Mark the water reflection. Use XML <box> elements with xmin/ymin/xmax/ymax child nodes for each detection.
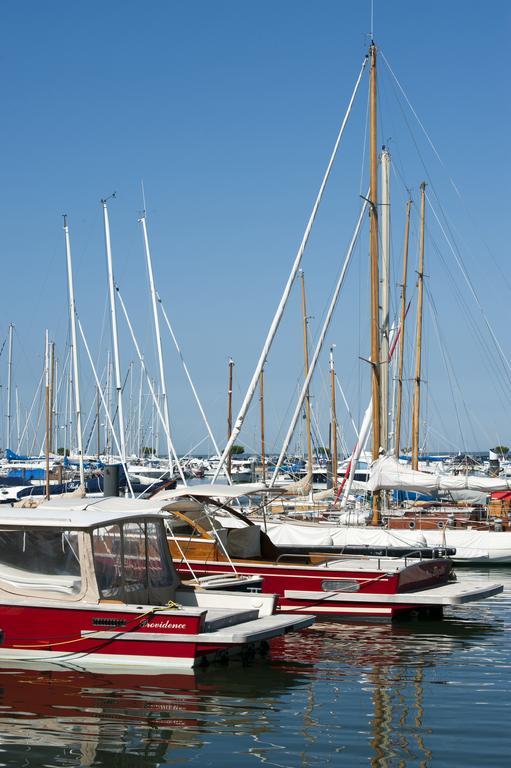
<box><xmin>0</xmin><ymin>659</ymin><xmax>312</xmax><ymax>768</ymax></box>
<box><xmin>268</xmin><ymin>610</ymin><xmax>506</xmax><ymax>767</ymax></box>
<box><xmin>0</xmin><ymin>579</ymin><xmax>508</xmax><ymax>767</ymax></box>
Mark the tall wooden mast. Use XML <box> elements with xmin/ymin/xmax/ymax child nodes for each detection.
<box><xmin>227</xmin><ymin>357</ymin><xmax>234</xmax><ymax>477</ymax></box>
<box><xmin>369</xmin><ymin>42</ymin><xmax>381</xmax><ymax>525</ymax></box>
<box><xmin>395</xmin><ymin>198</ymin><xmax>412</xmax><ymax>459</ymax></box>
<box><xmin>380</xmin><ymin>148</ymin><xmax>391</xmax><ymax>454</ymax></box>
<box><xmin>300</xmin><ymin>270</ymin><xmax>313</xmax><ymax>475</ymax></box>
<box><xmin>411</xmin><ymin>182</ymin><xmax>426</xmax><ymax>470</ymax></box>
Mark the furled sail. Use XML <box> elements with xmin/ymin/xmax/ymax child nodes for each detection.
<box><xmin>282</xmin><ymin>468</ymin><xmax>313</xmax><ymax>496</ymax></box>
<box><xmin>367</xmin><ymin>455</ymin><xmax>511</xmax><ymax>494</ymax></box>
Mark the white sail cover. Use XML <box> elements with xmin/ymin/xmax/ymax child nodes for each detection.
<box><xmin>367</xmin><ymin>456</ymin><xmax>511</xmax><ymax>494</ymax></box>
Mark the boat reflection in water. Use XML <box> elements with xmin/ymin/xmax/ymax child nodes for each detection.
<box><xmin>0</xmin><ymin>611</ymin><xmax>504</xmax><ymax>767</ymax></box>
<box><xmin>0</xmin><ymin>659</ymin><xmax>312</xmax><ymax>767</ymax></box>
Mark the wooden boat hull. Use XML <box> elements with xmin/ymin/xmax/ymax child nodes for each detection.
<box><xmin>170</xmin><ymin>547</ymin><xmax>454</xmax><ymax>620</ymax></box>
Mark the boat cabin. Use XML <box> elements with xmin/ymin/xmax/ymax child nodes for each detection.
<box><xmin>0</xmin><ymin>499</ymin><xmax>179</xmax><ymax>606</ymax></box>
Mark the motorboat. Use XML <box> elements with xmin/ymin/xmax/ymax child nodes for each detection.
<box><xmin>0</xmin><ymin>498</ymin><xmax>313</xmax><ymax>669</ymax></box>
<box><xmin>158</xmin><ymin>486</ymin><xmax>503</xmax><ymax>620</ymax></box>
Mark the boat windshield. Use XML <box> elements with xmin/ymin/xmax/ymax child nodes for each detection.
<box><xmin>0</xmin><ymin>528</ymin><xmax>82</xmax><ymax>597</ymax></box>
<box><xmin>92</xmin><ymin>519</ymin><xmax>176</xmax><ymax>605</ymax></box>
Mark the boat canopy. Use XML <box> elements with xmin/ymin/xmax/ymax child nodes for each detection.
<box><xmin>0</xmin><ymin>497</ymin><xmax>171</xmax><ymax>529</ymax></box>
<box><xmin>0</xmin><ymin>502</ymin><xmax>179</xmax><ymax>605</ymax></box>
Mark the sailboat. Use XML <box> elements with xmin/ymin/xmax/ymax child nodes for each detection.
<box><xmin>199</xmin><ymin>34</ymin><xmax>511</xmax><ymax>564</ymax></box>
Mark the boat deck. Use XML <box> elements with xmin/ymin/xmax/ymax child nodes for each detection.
<box><xmin>283</xmin><ymin>580</ymin><xmax>503</xmax><ymax>606</ymax></box>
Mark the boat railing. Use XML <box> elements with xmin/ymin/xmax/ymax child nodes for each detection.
<box><xmin>275</xmin><ymin>552</ymin><xmax>375</xmax><ymax>564</ymax></box>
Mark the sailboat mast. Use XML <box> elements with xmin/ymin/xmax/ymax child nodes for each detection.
<box><xmin>411</xmin><ymin>183</ymin><xmax>426</xmax><ymax>470</ymax></box>
<box><xmin>96</xmin><ymin>386</ymin><xmax>101</xmax><ymax>459</ymax></box>
<box><xmin>102</xmin><ymin>199</ymin><xmax>127</xmax><ymax>464</ymax></box>
<box><xmin>395</xmin><ymin>198</ymin><xmax>412</xmax><ymax>459</ymax></box>
<box><xmin>140</xmin><ymin>214</ymin><xmax>173</xmax><ymax>475</ymax></box>
<box><xmin>64</xmin><ymin>216</ymin><xmax>85</xmax><ymax>486</ymax></box>
<box><xmin>105</xmin><ymin>351</ymin><xmax>111</xmax><ymax>457</ymax></box>
<box><xmin>259</xmin><ymin>368</ymin><xmax>266</xmax><ymax>483</ymax></box>
<box><xmin>6</xmin><ymin>322</ymin><xmax>14</xmax><ymax>449</ymax></box>
<box><xmin>45</xmin><ymin>330</ymin><xmax>50</xmax><ymax>500</ymax></box>
<box><xmin>380</xmin><ymin>147</ymin><xmax>391</xmax><ymax>453</ymax></box>
<box><xmin>227</xmin><ymin>358</ymin><xmax>234</xmax><ymax>477</ymax></box>
<box><xmin>300</xmin><ymin>270</ymin><xmax>313</xmax><ymax>475</ymax></box>
<box><xmin>15</xmin><ymin>386</ymin><xmax>20</xmax><ymax>452</ymax></box>
<box><xmin>369</xmin><ymin>42</ymin><xmax>381</xmax><ymax>525</ymax></box>
<box><xmin>49</xmin><ymin>341</ymin><xmax>55</xmax><ymax>454</ymax></box>
<box><xmin>330</xmin><ymin>345</ymin><xmax>338</xmax><ymax>490</ymax></box>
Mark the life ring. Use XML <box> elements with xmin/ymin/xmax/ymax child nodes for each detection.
<box><xmin>437</xmin><ymin>520</ymin><xmax>445</xmax><ymax>529</ymax></box>
<box><xmin>408</xmin><ymin>520</ymin><xmax>416</xmax><ymax>529</ymax></box>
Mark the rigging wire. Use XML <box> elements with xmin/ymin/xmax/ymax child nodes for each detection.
<box><xmin>380</xmin><ymin>50</ymin><xmax>511</xmax><ymax>393</ymax></box>
<box><xmin>424</xmin><ymin>283</ymin><xmax>468</xmax><ymax>451</ymax></box>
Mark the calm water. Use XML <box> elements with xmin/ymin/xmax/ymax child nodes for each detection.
<box><xmin>0</xmin><ymin>567</ymin><xmax>510</xmax><ymax>767</ymax></box>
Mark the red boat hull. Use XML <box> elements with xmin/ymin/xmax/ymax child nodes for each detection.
<box><xmin>176</xmin><ymin>558</ymin><xmax>451</xmax><ymax>620</ymax></box>
<box><xmin>0</xmin><ymin>604</ymin><xmax>224</xmax><ymax>667</ymax></box>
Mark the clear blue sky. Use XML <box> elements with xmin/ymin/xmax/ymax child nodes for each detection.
<box><xmin>0</xmin><ymin>1</ymin><xmax>510</xmax><ymax>456</ymax></box>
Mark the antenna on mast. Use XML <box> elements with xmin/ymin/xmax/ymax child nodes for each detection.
<box><xmin>370</xmin><ymin>0</ymin><xmax>374</xmax><ymax>41</ymax></box>
<box><xmin>100</xmin><ymin>192</ymin><xmax>117</xmax><ymax>204</ymax></box>
<box><xmin>141</xmin><ymin>179</ymin><xmax>147</xmax><ymax>217</ymax></box>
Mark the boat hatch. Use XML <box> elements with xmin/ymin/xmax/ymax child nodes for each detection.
<box><xmin>92</xmin><ymin>520</ymin><xmax>178</xmax><ymax>605</ymax></box>
<box><xmin>0</xmin><ymin>529</ymin><xmax>82</xmax><ymax>596</ymax></box>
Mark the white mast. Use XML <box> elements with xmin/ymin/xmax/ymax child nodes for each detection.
<box><xmin>15</xmin><ymin>386</ymin><xmax>20</xmax><ymax>453</ymax></box>
<box><xmin>137</xmin><ymin>361</ymin><xmax>143</xmax><ymax>456</ymax></box>
<box><xmin>63</xmin><ymin>215</ymin><xmax>85</xmax><ymax>486</ymax></box>
<box><xmin>6</xmin><ymin>322</ymin><xmax>14</xmax><ymax>449</ymax></box>
<box><xmin>212</xmin><ymin>57</ymin><xmax>368</xmax><ymax>482</ymax></box>
<box><xmin>115</xmin><ymin>286</ymin><xmax>187</xmax><ymax>484</ymax></box>
<box><xmin>45</xmin><ymin>330</ymin><xmax>50</xmax><ymax>499</ymax></box>
<box><xmin>380</xmin><ymin>147</ymin><xmax>391</xmax><ymax>453</ymax></box>
<box><xmin>76</xmin><ymin>317</ymin><xmax>134</xmax><ymax>496</ymax></box>
<box><xmin>105</xmin><ymin>351</ymin><xmax>111</xmax><ymax>457</ymax></box>
<box><xmin>158</xmin><ymin>294</ymin><xmax>227</xmax><ymax>475</ymax></box>
<box><xmin>102</xmin><ymin>198</ymin><xmax>127</xmax><ymax>464</ymax></box>
<box><xmin>140</xmin><ymin>213</ymin><xmax>173</xmax><ymax>474</ymax></box>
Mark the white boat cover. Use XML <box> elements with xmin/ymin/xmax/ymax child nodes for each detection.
<box><xmin>334</xmin><ymin>509</ymin><xmax>372</xmax><ymax>525</ymax></box>
<box><xmin>266</xmin><ymin>521</ymin><xmax>511</xmax><ymax>562</ymax></box>
<box><xmin>367</xmin><ymin>456</ymin><xmax>511</xmax><ymax>494</ymax></box>
<box><xmin>266</xmin><ymin>522</ymin><xmax>428</xmax><ymax>550</ymax></box>
<box><xmin>266</xmin><ymin>523</ymin><xmax>335</xmax><ymax>547</ymax></box>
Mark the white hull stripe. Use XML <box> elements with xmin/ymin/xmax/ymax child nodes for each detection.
<box><xmin>284</xmin><ymin>605</ymin><xmax>393</xmax><ymax>614</ymax></box>
<box><xmin>0</xmin><ymin>647</ymin><xmax>196</xmax><ymax>668</ymax></box>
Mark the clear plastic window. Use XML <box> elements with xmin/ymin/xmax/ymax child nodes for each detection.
<box><xmin>92</xmin><ymin>520</ymin><xmax>176</xmax><ymax>605</ymax></box>
<box><xmin>92</xmin><ymin>524</ymin><xmax>123</xmax><ymax>600</ymax></box>
<box><xmin>0</xmin><ymin>529</ymin><xmax>82</xmax><ymax>596</ymax></box>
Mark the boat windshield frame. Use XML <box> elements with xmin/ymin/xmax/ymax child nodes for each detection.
<box><xmin>91</xmin><ymin>517</ymin><xmax>178</xmax><ymax>605</ymax></box>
